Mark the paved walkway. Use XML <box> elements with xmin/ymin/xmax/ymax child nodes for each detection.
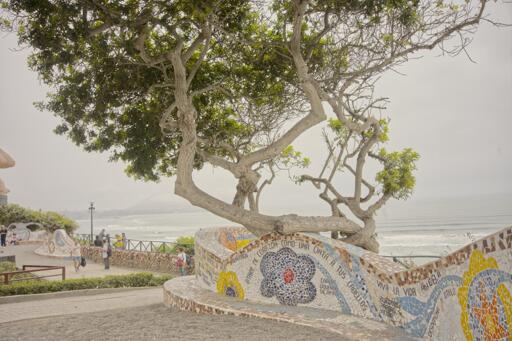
<box><xmin>0</xmin><ymin>244</ymin><xmax>153</xmax><ymax>279</ymax></box>
<box><xmin>0</xmin><ymin>287</ymin><xmax>162</xmax><ymax>323</ymax></box>
<box><xmin>0</xmin><ymin>289</ymin><xmax>345</xmax><ymax>341</ymax></box>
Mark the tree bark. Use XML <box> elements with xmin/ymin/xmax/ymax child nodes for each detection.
<box><xmin>170</xmin><ymin>37</ymin><xmax>364</xmax><ymax>238</ymax></box>
<box><xmin>341</xmin><ymin>218</ymin><xmax>379</xmax><ymax>253</ymax></box>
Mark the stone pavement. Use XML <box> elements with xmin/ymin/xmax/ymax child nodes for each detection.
<box><xmin>0</xmin><ymin>287</ymin><xmax>162</xmax><ymax>323</ymax></box>
<box><xmin>164</xmin><ymin>276</ymin><xmax>420</xmax><ymax>341</ymax></box>
<box><xmin>0</xmin><ymin>299</ymin><xmax>346</xmax><ymax>341</ymax></box>
<box><xmin>0</xmin><ymin>244</ymin><xmax>156</xmax><ymax>279</ymax></box>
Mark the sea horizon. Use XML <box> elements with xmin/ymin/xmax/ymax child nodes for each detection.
<box><xmin>74</xmin><ymin>192</ymin><xmax>512</xmax><ymax>263</ymax></box>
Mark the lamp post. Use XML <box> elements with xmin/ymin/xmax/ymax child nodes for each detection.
<box><xmin>89</xmin><ymin>202</ymin><xmax>95</xmax><ymax>245</ymax></box>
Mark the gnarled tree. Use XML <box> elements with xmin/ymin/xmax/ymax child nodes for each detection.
<box><xmin>1</xmin><ymin>0</ymin><xmax>494</xmax><ymax>252</ymax></box>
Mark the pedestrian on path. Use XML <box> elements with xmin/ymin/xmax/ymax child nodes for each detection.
<box><xmin>102</xmin><ymin>237</ymin><xmax>111</xmax><ymax>270</ymax></box>
<box><xmin>9</xmin><ymin>232</ymin><xmax>17</xmax><ymax>245</ymax></box>
<box><xmin>98</xmin><ymin>228</ymin><xmax>106</xmax><ymax>241</ymax></box>
<box><xmin>94</xmin><ymin>235</ymin><xmax>102</xmax><ymax>247</ymax></box>
<box><xmin>70</xmin><ymin>241</ymin><xmax>82</xmax><ymax>272</ymax></box>
<box><xmin>176</xmin><ymin>247</ymin><xmax>187</xmax><ymax>276</ymax></box>
<box><xmin>122</xmin><ymin>233</ymin><xmax>127</xmax><ymax>250</ymax></box>
<box><xmin>114</xmin><ymin>234</ymin><xmax>123</xmax><ymax>250</ymax></box>
<box><xmin>0</xmin><ymin>225</ymin><xmax>7</xmax><ymax>247</ymax></box>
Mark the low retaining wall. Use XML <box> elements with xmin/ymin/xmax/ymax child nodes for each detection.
<box><xmin>194</xmin><ymin>226</ymin><xmax>512</xmax><ymax>340</ymax></box>
<box><xmin>0</xmin><ymin>255</ymin><xmax>15</xmax><ymax>263</ymax></box>
<box><xmin>81</xmin><ymin>246</ymin><xmax>194</xmax><ymax>275</ymax></box>
<box><xmin>17</xmin><ymin>240</ymin><xmax>44</xmax><ymax>245</ymax></box>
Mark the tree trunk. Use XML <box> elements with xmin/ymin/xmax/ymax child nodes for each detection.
<box><xmin>341</xmin><ymin>218</ymin><xmax>379</xmax><ymax>253</ymax></box>
<box><xmin>232</xmin><ymin>174</ymin><xmax>259</xmax><ymax>208</ymax></box>
<box><xmin>170</xmin><ymin>32</ymin><xmax>367</xmax><ymax>249</ymax></box>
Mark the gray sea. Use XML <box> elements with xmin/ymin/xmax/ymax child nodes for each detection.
<box><xmin>75</xmin><ymin>193</ymin><xmax>512</xmax><ymax>264</ymax></box>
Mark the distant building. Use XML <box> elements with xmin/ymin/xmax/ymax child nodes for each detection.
<box><xmin>0</xmin><ymin>148</ymin><xmax>15</xmax><ymax>206</ymax></box>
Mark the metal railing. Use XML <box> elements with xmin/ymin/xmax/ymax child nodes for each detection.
<box><xmin>73</xmin><ymin>233</ymin><xmax>177</xmax><ymax>253</ymax></box>
<box><xmin>1</xmin><ymin>265</ymin><xmax>66</xmax><ymax>284</ymax></box>
<box><xmin>74</xmin><ymin>234</ymin><xmax>92</xmax><ymax>245</ymax></box>
<box><xmin>125</xmin><ymin>239</ymin><xmax>176</xmax><ymax>253</ymax></box>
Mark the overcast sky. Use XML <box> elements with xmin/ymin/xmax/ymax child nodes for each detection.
<box><xmin>0</xmin><ymin>4</ymin><xmax>511</xmax><ymax>216</ymax></box>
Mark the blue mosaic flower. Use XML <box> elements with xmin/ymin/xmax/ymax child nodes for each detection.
<box><xmin>260</xmin><ymin>247</ymin><xmax>316</xmax><ymax>306</ymax></box>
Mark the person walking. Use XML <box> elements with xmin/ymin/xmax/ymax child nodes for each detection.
<box><xmin>102</xmin><ymin>237</ymin><xmax>111</xmax><ymax>270</ymax></box>
<box><xmin>121</xmin><ymin>233</ymin><xmax>127</xmax><ymax>250</ymax></box>
<box><xmin>176</xmin><ymin>247</ymin><xmax>187</xmax><ymax>276</ymax></box>
<box><xmin>114</xmin><ymin>234</ymin><xmax>123</xmax><ymax>250</ymax></box>
<box><xmin>9</xmin><ymin>232</ymin><xmax>17</xmax><ymax>245</ymax></box>
<box><xmin>70</xmin><ymin>240</ymin><xmax>82</xmax><ymax>272</ymax></box>
<box><xmin>98</xmin><ymin>229</ymin><xmax>106</xmax><ymax>241</ymax></box>
<box><xmin>94</xmin><ymin>235</ymin><xmax>102</xmax><ymax>247</ymax></box>
<box><xmin>0</xmin><ymin>225</ymin><xmax>7</xmax><ymax>247</ymax></box>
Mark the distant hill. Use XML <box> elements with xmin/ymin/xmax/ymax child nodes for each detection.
<box><xmin>61</xmin><ymin>192</ymin><xmax>199</xmax><ymax>219</ymax></box>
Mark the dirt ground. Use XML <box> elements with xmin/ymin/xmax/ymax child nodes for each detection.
<box><xmin>0</xmin><ymin>304</ymin><xmax>346</xmax><ymax>341</ymax></box>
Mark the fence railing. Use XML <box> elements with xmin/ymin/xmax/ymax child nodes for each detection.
<box><xmin>2</xmin><ymin>265</ymin><xmax>66</xmax><ymax>284</ymax></box>
<box><xmin>73</xmin><ymin>233</ymin><xmax>177</xmax><ymax>253</ymax></box>
<box><xmin>74</xmin><ymin>234</ymin><xmax>92</xmax><ymax>245</ymax></box>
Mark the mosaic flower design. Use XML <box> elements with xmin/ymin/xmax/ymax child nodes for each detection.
<box><xmin>219</xmin><ymin>230</ymin><xmax>255</xmax><ymax>251</ymax></box>
<box><xmin>216</xmin><ymin>271</ymin><xmax>245</xmax><ymax>299</ymax></box>
<box><xmin>260</xmin><ymin>247</ymin><xmax>316</xmax><ymax>306</ymax></box>
<box><xmin>55</xmin><ymin>230</ymin><xmax>66</xmax><ymax>247</ymax></box>
<box><xmin>48</xmin><ymin>241</ymin><xmax>55</xmax><ymax>254</ymax></box>
<box><xmin>458</xmin><ymin>250</ymin><xmax>512</xmax><ymax>341</ymax></box>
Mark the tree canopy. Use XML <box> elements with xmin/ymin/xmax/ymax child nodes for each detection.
<box><xmin>1</xmin><ymin>0</ymin><xmax>493</xmax><ymax>252</ymax></box>
<box><xmin>0</xmin><ymin>204</ymin><xmax>79</xmax><ymax>234</ymax></box>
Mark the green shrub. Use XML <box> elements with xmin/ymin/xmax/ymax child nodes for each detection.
<box><xmin>0</xmin><ymin>272</ymin><xmax>173</xmax><ymax>296</ymax></box>
<box><xmin>0</xmin><ymin>261</ymin><xmax>41</xmax><ymax>282</ymax></box>
<box><xmin>176</xmin><ymin>236</ymin><xmax>195</xmax><ymax>255</ymax></box>
<box><xmin>72</xmin><ymin>237</ymin><xmax>90</xmax><ymax>246</ymax></box>
<box><xmin>156</xmin><ymin>236</ymin><xmax>195</xmax><ymax>255</ymax></box>
<box><xmin>0</xmin><ymin>204</ymin><xmax>78</xmax><ymax>234</ymax></box>
<box><xmin>0</xmin><ymin>261</ymin><xmax>16</xmax><ymax>273</ymax></box>
<box><xmin>176</xmin><ymin>236</ymin><xmax>194</xmax><ymax>246</ymax></box>
<box><xmin>156</xmin><ymin>243</ymin><xmax>174</xmax><ymax>254</ymax></box>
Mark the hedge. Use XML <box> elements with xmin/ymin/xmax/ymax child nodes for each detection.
<box><xmin>0</xmin><ymin>261</ymin><xmax>38</xmax><ymax>282</ymax></box>
<box><xmin>0</xmin><ymin>272</ymin><xmax>172</xmax><ymax>296</ymax></box>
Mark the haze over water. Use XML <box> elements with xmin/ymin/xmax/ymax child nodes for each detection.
<box><xmin>75</xmin><ymin>192</ymin><xmax>512</xmax><ymax>263</ymax></box>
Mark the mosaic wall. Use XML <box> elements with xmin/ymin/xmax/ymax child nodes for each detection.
<box><xmin>81</xmin><ymin>246</ymin><xmax>194</xmax><ymax>275</ymax></box>
<box><xmin>194</xmin><ymin>226</ymin><xmax>512</xmax><ymax>340</ymax></box>
<box><xmin>6</xmin><ymin>223</ymin><xmax>47</xmax><ymax>244</ymax></box>
<box><xmin>35</xmin><ymin>229</ymin><xmax>76</xmax><ymax>257</ymax></box>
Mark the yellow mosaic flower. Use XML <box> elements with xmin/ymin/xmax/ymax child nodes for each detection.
<box><xmin>235</xmin><ymin>239</ymin><xmax>252</xmax><ymax>250</ymax></box>
<box><xmin>458</xmin><ymin>250</ymin><xmax>512</xmax><ymax>341</ymax></box>
<box><xmin>216</xmin><ymin>271</ymin><xmax>245</xmax><ymax>299</ymax></box>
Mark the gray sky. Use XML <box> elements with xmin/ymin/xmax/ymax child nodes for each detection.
<box><xmin>0</xmin><ymin>4</ymin><xmax>511</xmax><ymax>215</ymax></box>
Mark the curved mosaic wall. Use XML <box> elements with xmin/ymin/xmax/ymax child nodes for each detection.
<box><xmin>194</xmin><ymin>226</ymin><xmax>512</xmax><ymax>340</ymax></box>
<box><xmin>34</xmin><ymin>229</ymin><xmax>75</xmax><ymax>257</ymax></box>
<box><xmin>81</xmin><ymin>246</ymin><xmax>193</xmax><ymax>275</ymax></box>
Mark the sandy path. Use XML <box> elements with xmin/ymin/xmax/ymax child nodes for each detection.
<box><xmin>0</xmin><ymin>303</ymin><xmax>345</xmax><ymax>341</ymax></box>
